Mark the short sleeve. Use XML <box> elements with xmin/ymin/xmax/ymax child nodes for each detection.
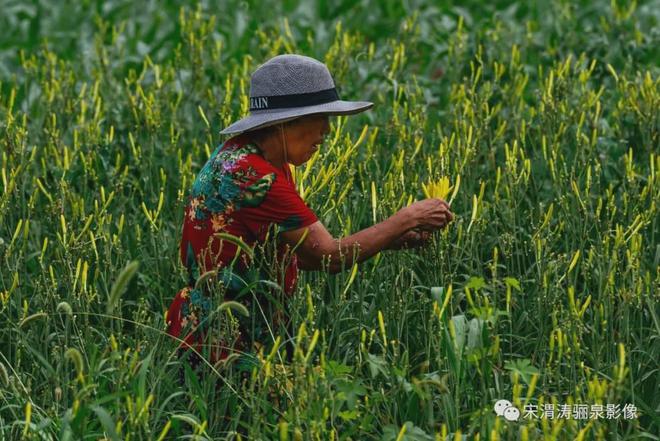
<box><xmin>236</xmin><ymin>169</ymin><xmax>318</xmax><ymax>238</ymax></box>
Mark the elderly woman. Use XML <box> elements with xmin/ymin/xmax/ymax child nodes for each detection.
<box><xmin>166</xmin><ymin>54</ymin><xmax>452</xmax><ymax>371</ymax></box>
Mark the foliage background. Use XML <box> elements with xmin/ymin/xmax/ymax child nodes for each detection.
<box><xmin>0</xmin><ymin>0</ymin><xmax>658</xmax><ymax>439</ymax></box>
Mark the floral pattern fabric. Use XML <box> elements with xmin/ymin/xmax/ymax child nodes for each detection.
<box><xmin>166</xmin><ymin>133</ymin><xmax>318</xmax><ymax>362</ymax></box>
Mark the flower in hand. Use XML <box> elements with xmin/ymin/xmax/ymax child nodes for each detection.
<box><xmin>421</xmin><ymin>175</ymin><xmax>460</xmax><ymax>205</ymax></box>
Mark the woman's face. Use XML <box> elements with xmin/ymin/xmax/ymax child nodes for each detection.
<box><xmin>284</xmin><ymin>115</ymin><xmax>330</xmax><ymax>166</ymax></box>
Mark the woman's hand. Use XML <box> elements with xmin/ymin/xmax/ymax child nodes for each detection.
<box><xmin>401</xmin><ymin>198</ymin><xmax>453</xmax><ymax>231</ymax></box>
<box><xmin>387</xmin><ymin>229</ymin><xmax>432</xmax><ymax>250</ymax></box>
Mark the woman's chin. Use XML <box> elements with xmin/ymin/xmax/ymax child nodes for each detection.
<box><xmin>294</xmin><ymin>156</ymin><xmax>312</xmax><ymax>166</ymax></box>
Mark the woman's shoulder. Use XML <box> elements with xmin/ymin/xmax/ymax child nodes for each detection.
<box><xmin>212</xmin><ymin>135</ymin><xmax>273</xmax><ymax>174</ymax></box>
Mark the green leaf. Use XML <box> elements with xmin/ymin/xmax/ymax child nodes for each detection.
<box><xmin>466</xmin><ymin>276</ymin><xmax>486</xmax><ymax>290</ymax></box>
<box><xmin>336</xmin><ymin>378</ymin><xmax>367</xmax><ymax>409</ymax></box>
<box><xmin>137</xmin><ymin>349</ymin><xmax>154</xmax><ymax>403</ymax></box>
<box><xmin>325</xmin><ymin>360</ymin><xmax>352</xmax><ymax>378</ymax></box>
<box><xmin>213</xmin><ymin>232</ymin><xmax>255</xmax><ymax>261</ymax></box>
<box><xmin>504</xmin><ymin>277</ymin><xmax>521</xmax><ymax>291</ymax></box>
<box><xmin>504</xmin><ymin>359</ymin><xmax>540</xmax><ymax>385</ymax></box>
<box><xmin>107</xmin><ymin>261</ymin><xmax>139</xmax><ymax>314</ymax></box>
<box><xmin>338</xmin><ymin>409</ymin><xmax>359</xmax><ymax>421</ymax></box>
<box><xmin>171</xmin><ymin>413</ymin><xmax>202</xmax><ymax>429</ymax></box>
<box><xmin>381</xmin><ymin>421</ymin><xmax>434</xmax><ymax>441</ymax></box>
<box><xmin>366</xmin><ymin>353</ymin><xmax>388</xmax><ymax>379</ymax></box>
<box><xmin>218</xmin><ymin>300</ymin><xmax>249</xmax><ymax>317</ymax></box>
<box><xmin>90</xmin><ymin>405</ymin><xmax>120</xmax><ymax>441</ymax></box>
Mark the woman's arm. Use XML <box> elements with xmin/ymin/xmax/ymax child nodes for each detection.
<box><xmin>386</xmin><ymin>229</ymin><xmax>432</xmax><ymax>250</ymax></box>
<box><xmin>280</xmin><ymin>198</ymin><xmax>452</xmax><ymax>274</ymax></box>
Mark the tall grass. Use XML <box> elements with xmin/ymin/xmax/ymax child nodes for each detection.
<box><xmin>1</xmin><ymin>0</ymin><xmax>658</xmax><ymax>439</ymax></box>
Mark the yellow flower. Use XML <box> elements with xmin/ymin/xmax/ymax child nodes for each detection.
<box><xmin>421</xmin><ymin>175</ymin><xmax>460</xmax><ymax>204</ymax></box>
<box><xmin>422</xmin><ymin>176</ymin><xmax>451</xmax><ymax>199</ymax></box>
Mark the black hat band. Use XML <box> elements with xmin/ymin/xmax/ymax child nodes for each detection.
<box><xmin>249</xmin><ymin>87</ymin><xmax>339</xmax><ymax>111</ymax></box>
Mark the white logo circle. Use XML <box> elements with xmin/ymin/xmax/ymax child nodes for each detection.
<box><xmin>504</xmin><ymin>406</ymin><xmax>520</xmax><ymax>421</ymax></box>
<box><xmin>494</xmin><ymin>399</ymin><xmax>513</xmax><ymax>416</ymax></box>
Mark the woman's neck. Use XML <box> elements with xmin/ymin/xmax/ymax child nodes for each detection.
<box><xmin>248</xmin><ymin>134</ymin><xmax>286</xmax><ymax>169</ymax></box>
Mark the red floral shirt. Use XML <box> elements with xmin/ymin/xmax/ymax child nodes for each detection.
<box><xmin>166</xmin><ymin>134</ymin><xmax>318</xmax><ymax>356</ymax></box>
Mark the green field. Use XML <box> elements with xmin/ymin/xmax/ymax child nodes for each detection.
<box><xmin>1</xmin><ymin>0</ymin><xmax>658</xmax><ymax>439</ymax></box>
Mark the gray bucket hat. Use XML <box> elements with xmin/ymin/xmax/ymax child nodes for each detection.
<box><xmin>220</xmin><ymin>54</ymin><xmax>373</xmax><ymax>135</ymax></box>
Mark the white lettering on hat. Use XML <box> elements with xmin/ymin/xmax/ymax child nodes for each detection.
<box><xmin>251</xmin><ymin>97</ymin><xmax>269</xmax><ymax>109</ymax></box>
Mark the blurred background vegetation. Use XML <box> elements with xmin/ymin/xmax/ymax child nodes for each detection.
<box><xmin>0</xmin><ymin>0</ymin><xmax>658</xmax><ymax>439</ymax></box>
